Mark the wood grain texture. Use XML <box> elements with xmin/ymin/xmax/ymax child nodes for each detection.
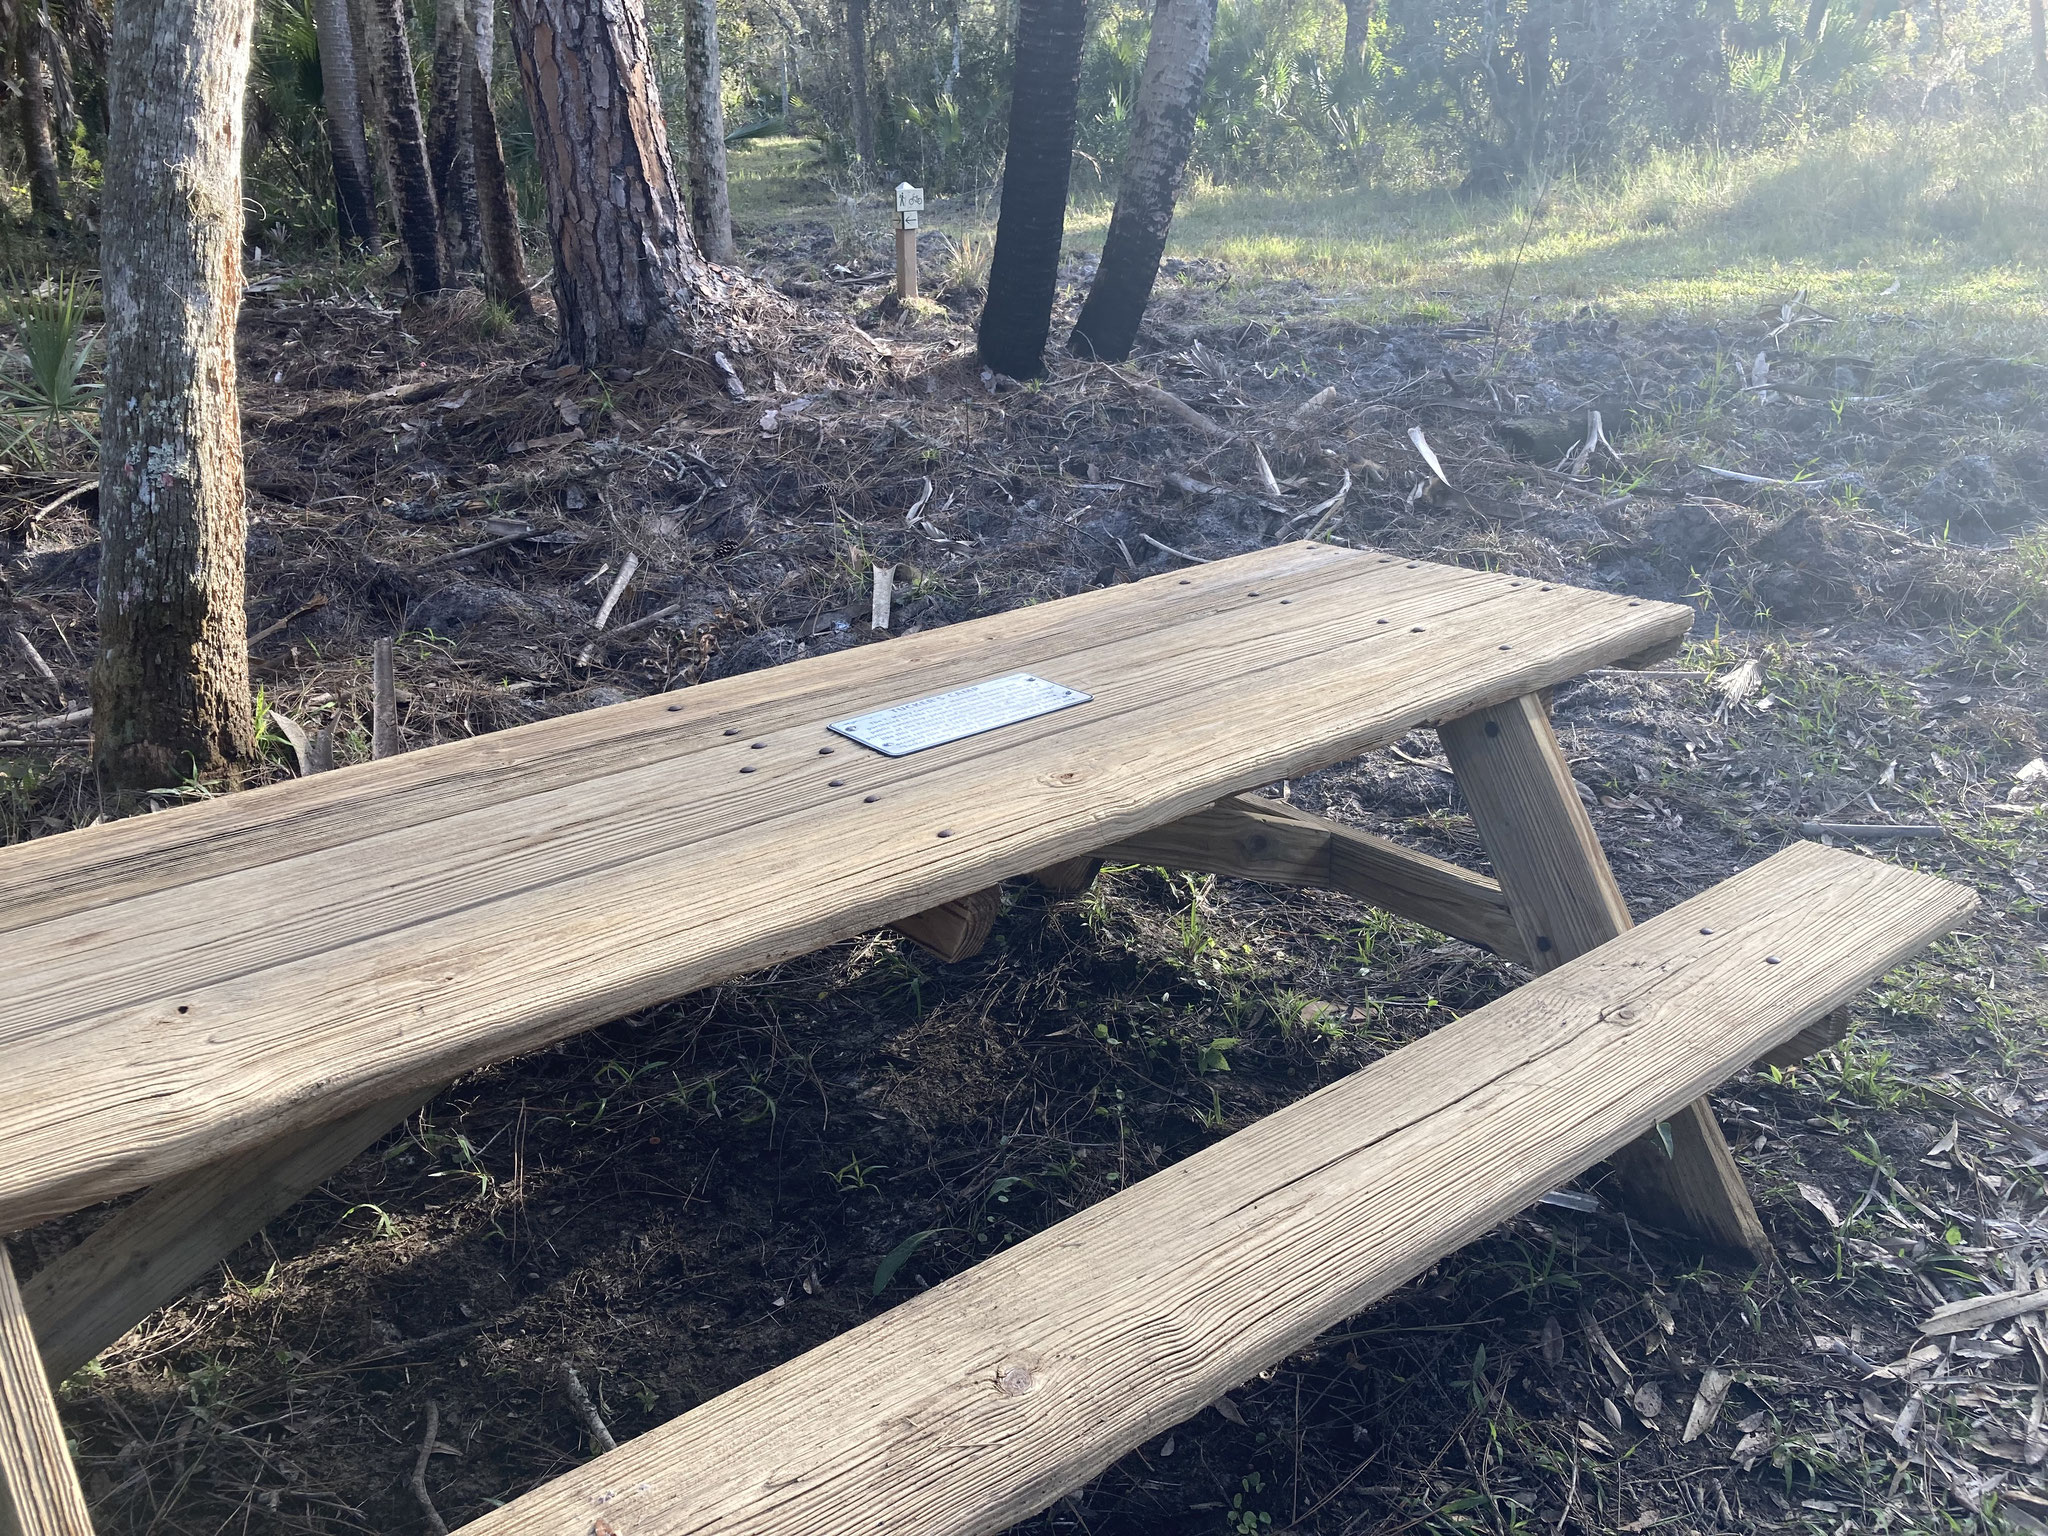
<box><xmin>1104</xmin><ymin>793</ymin><xmax>1527</xmax><ymax>962</ymax></box>
<box><xmin>1026</xmin><ymin>856</ymin><xmax>1102</xmax><ymax>894</ymax></box>
<box><xmin>24</xmin><ymin>1089</ymin><xmax>433</xmax><ymax>1384</ymax></box>
<box><xmin>890</xmin><ymin>888</ymin><xmax>1002</xmax><ymax>963</ymax></box>
<box><xmin>1754</xmin><ymin>1005</ymin><xmax>1851</xmax><ymax>1072</ymax></box>
<box><xmin>0</xmin><ymin>1250</ymin><xmax>92</xmax><ymax>1536</ymax></box>
<box><xmin>1438</xmin><ymin>693</ymin><xmax>1768</xmax><ymax>1256</ymax></box>
<box><xmin>0</xmin><ymin>546</ymin><xmax>1695</xmax><ymax>1231</ymax></box>
<box><xmin>454</xmin><ymin>843</ymin><xmax>1974</xmax><ymax>1536</ymax></box>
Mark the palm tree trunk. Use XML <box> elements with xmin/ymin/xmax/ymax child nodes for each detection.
<box><xmin>976</xmin><ymin>0</ymin><xmax>1088</xmax><ymax>378</ymax></box>
<box><xmin>507</xmin><ymin>0</ymin><xmax>738</xmax><ymax>365</ymax></box>
<box><xmin>684</xmin><ymin>0</ymin><xmax>736</xmax><ymax>262</ymax></box>
<box><xmin>363</xmin><ymin>0</ymin><xmax>443</xmax><ymax>293</ymax></box>
<box><xmin>1339</xmin><ymin>0</ymin><xmax>1374</xmax><ymax>76</ymax></box>
<box><xmin>312</xmin><ymin>0</ymin><xmax>380</xmax><ymax>249</ymax></box>
<box><xmin>2032</xmin><ymin>0</ymin><xmax>2048</xmax><ymax>93</ymax></box>
<box><xmin>1069</xmin><ymin>0</ymin><xmax>1216</xmax><ymax>363</ymax></box>
<box><xmin>844</xmin><ymin>0</ymin><xmax>873</xmax><ymax>162</ymax></box>
<box><xmin>469</xmin><ymin>0</ymin><xmax>530</xmax><ymax>314</ymax></box>
<box><xmin>93</xmin><ymin>0</ymin><xmax>258</xmax><ymax>798</ymax></box>
<box><xmin>427</xmin><ymin>0</ymin><xmax>481</xmax><ymax>272</ymax></box>
<box><xmin>15</xmin><ymin>0</ymin><xmax>66</xmax><ymax>228</ymax></box>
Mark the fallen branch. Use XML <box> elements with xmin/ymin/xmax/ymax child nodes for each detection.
<box><xmin>593</xmin><ymin>552</ymin><xmax>641</xmax><ymax>630</ymax></box>
<box><xmin>409</xmin><ymin>1400</ymin><xmax>450</xmax><ymax>1536</ymax></box>
<box><xmin>597</xmin><ymin>601</ymin><xmax>683</xmax><ymax>641</ymax></box>
<box><xmin>10</xmin><ymin>630</ymin><xmax>63</xmax><ymax>703</ymax></box>
<box><xmin>1799</xmin><ymin>821</ymin><xmax>1945</xmax><ymax>840</ymax></box>
<box><xmin>1139</xmin><ymin>533</ymin><xmax>1208</xmax><ymax>565</ymax></box>
<box><xmin>1104</xmin><ymin>366</ymin><xmax>1233</xmax><ymax>441</ymax></box>
<box><xmin>557</xmin><ymin>1362</ymin><xmax>618</xmax><ymax>1454</ymax></box>
<box><xmin>246</xmin><ymin>593</ymin><xmax>329</xmax><ymax>648</ymax></box>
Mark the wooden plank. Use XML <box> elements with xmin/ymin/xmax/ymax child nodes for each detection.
<box><xmin>23</xmin><ymin>1089</ymin><xmax>432</xmax><ymax>1385</ymax></box>
<box><xmin>1438</xmin><ymin>693</ymin><xmax>1768</xmax><ymax>1256</ymax></box>
<box><xmin>0</xmin><ymin>551</ymin><xmax>1694</xmax><ymax>1231</ymax></box>
<box><xmin>453</xmin><ymin>844</ymin><xmax>1975</xmax><ymax>1536</ymax></box>
<box><xmin>1026</xmin><ymin>856</ymin><xmax>1102</xmax><ymax>895</ymax></box>
<box><xmin>1754</xmin><ymin>1005</ymin><xmax>1851</xmax><ymax>1072</ymax></box>
<box><xmin>890</xmin><ymin>888</ymin><xmax>1002</xmax><ymax>964</ymax></box>
<box><xmin>1104</xmin><ymin>794</ymin><xmax>1528</xmax><ymax>963</ymax></box>
<box><xmin>0</xmin><ymin>1250</ymin><xmax>92</xmax><ymax>1536</ymax></box>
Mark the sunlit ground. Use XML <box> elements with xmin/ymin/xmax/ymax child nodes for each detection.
<box><xmin>731</xmin><ymin>112</ymin><xmax>2048</xmax><ymax>353</ymax></box>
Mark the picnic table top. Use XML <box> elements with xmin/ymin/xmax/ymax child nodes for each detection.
<box><xmin>0</xmin><ymin>541</ymin><xmax>1692</xmax><ymax>1233</ymax></box>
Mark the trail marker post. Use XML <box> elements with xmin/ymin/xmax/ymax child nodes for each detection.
<box><xmin>895</xmin><ymin>183</ymin><xmax>923</xmax><ymax>301</ymax></box>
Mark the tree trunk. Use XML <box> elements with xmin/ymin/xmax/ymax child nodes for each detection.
<box><xmin>1514</xmin><ymin>0</ymin><xmax>1549</xmax><ymax>175</ymax></box>
<box><xmin>1068</xmin><ymin>0</ymin><xmax>1215</xmax><ymax>363</ymax></box>
<box><xmin>427</xmin><ymin>0</ymin><xmax>481</xmax><ymax>271</ymax></box>
<box><xmin>469</xmin><ymin>0</ymin><xmax>531</xmax><ymax>313</ymax></box>
<box><xmin>976</xmin><ymin>0</ymin><xmax>1088</xmax><ymax>379</ymax></box>
<box><xmin>1339</xmin><ymin>0</ymin><xmax>1375</xmax><ymax>77</ymax></box>
<box><xmin>363</xmin><ymin>0</ymin><xmax>443</xmax><ymax>293</ymax></box>
<box><xmin>312</xmin><ymin>0</ymin><xmax>380</xmax><ymax>249</ymax></box>
<box><xmin>683</xmin><ymin>0</ymin><xmax>736</xmax><ymax>262</ymax></box>
<box><xmin>844</xmin><ymin>0</ymin><xmax>872</xmax><ymax>162</ymax></box>
<box><xmin>346</xmin><ymin>0</ymin><xmax>402</xmax><ymax>237</ymax></box>
<box><xmin>508</xmin><ymin>0</ymin><xmax>737</xmax><ymax>365</ymax></box>
<box><xmin>15</xmin><ymin>0</ymin><xmax>66</xmax><ymax>229</ymax></box>
<box><xmin>92</xmin><ymin>0</ymin><xmax>258</xmax><ymax>798</ymax></box>
<box><xmin>2031</xmin><ymin>0</ymin><xmax>2046</xmax><ymax>93</ymax></box>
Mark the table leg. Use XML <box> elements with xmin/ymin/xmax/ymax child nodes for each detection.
<box><xmin>0</xmin><ymin>1248</ymin><xmax>93</xmax><ymax>1536</ymax></box>
<box><xmin>1439</xmin><ymin>692</ymin><xmax>1770</xmax><ymax>1258</ymax></box>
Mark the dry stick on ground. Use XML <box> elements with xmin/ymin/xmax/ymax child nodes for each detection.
<box><xmin>556</xmin><ymin>1363</ymin><xmax>618</xmax><ymax>1453</ymax></box>
<box><xmin>245</xmin><ymin>593</ymin><xmax>329</xmax><ymax>648</ymax></box>
<box><xmin>1102</xmin><ymin>365</ymin><xmax>1233</xmax><ymax>441</ymax></box>
<box><xmin>8</xmin><ymin>632</ymin><xmax>62</xmax><ymax>705</ymax></box>
<box><xmin>371</xmin><ymin>637</ymin><xmax>400</xmax><ymax>760</ymax></box>
<box><xmin>410</xmin><ymin>1399</ymin><xmax>450</xmax><ymax>1536</ymax></box>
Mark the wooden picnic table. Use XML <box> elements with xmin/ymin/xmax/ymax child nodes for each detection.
<box><xmin>0</xmin><ymin>540</ymin><xmax>1696</xmax><ymax>1233</ymax></box>
<box><xmin>0</xmin><ymin>538</ymin><xmax>1984</xmax><ymax>1536</ymax></box>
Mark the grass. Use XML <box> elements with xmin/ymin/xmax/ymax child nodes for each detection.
<box><xmin>732</xmin><ymin>108</ymin><xmax>2048</xmax><ymax>347</ymax></box>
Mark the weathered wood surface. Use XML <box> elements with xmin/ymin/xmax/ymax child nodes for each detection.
<box><xmin>24</xmin><ymin>1089</ymin><xmax>433</xmax><ymax>1385</ymax></box>
<box><xmin>0</xmin><ymin>544</ymin><xmax>1694</xmax><ymax>1232</ymax></box>
<box><xmin>455</xmin><ymin>843</ymin><xmax>1974</xmax><ymax>1536</ymax></box>
<box><xmin>1439</xmin><ymin>693</ymin><xmax>1767</xmax><ymax>1256</ymax></box>
<box><xmin>1104</xmin><ymin>792</ymin><xmax>1528</xmax><ymax>962</ymax></box>
<box><xmin>890</xmin><ymin>887</ymin><xmax>1003</xmax><ymax>963</ymax></box>
<box><xmin>0</xmin><ymin>1250</ymin><xmax>92</xmax><ymax>1536</ymax></box>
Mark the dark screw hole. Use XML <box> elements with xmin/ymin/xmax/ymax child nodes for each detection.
<box><xmin>723</xmin><ymin>728</ymin><xmax>740</xmax><ymax>737</ymax></box>
<box><xmin>1179</xmin><ymin>579</ymin><xmax>1191</xmax><ymax>585</ymax></box>
<box><xmin>864</xmin><ymin>794</ymin><xmax>880</xmax><ymax>804</ymax></box>
<box><xmin>1540</xmin><ymin>585</ymin><xmax>1554</xmax><ymax>591</ymax></box>
<box><xmin>936</xmin><ymin>829</ymin><xmax>953</xmax><ymax>839</ymax></box>
<box><xmin>1627</xmin><ymin>600</ymin><xmax>1641</xmax><ymax>607</ymax></box>
<box><xmin>1536</xmin><ymin>936</ymin><xmax>1554</xmax><ymax>953</ymax></box>
<box><xmin>751</xmin><ymin>741</ymin><xmax>767</xmax><ymax>750</ymax></box>
<box><xmin>1765</xmin><ymin>955</ymin><xmax>1782</xmax><ymax>965</ymax></box>
<box><xmin>1700</xmin><ymin>927</ymin><xmax>1714</xmax><ymax>935</ymax></box>
<box><xmin>1498</xmin><ymin>643</ymin><xmax>1511</xmax><ymax>651</ymax></box>
<box><xmin>667</xmin><ymin>704</ymin><xmax>683</xmax><ymax>713</ymax></box>
<box><xmin>818</xmin><ymin>747</ymin><xmax>834</xmax><ymax>755</ymax></box>
<box><xmin>1485</xmin><ymin>721</ymin><xmax>1500</xmax><ymax>738</ymax></box>
<box><xmin>829</xmin><ymin>778</ymin><xmax>845</xmax><ymax>787</ymax></box>
<box><xmin>177</xmin><ymin>1004</ymin><xmax>189</xmax><ymax>1014</ymax></box>
<box><xmin>1410</xmin><ymin>626</ymin><xmax>1425</xmax><ymax>633</ymax></box>
<box><xmin>739</xmin><ymin>766</ymin><xmax>757</xmax><ymax>774</ymax></box>
<box><xmin>1376</xmin><ymin>618</ymin><xmax>1389</xmax><ymax>626</ymax></box>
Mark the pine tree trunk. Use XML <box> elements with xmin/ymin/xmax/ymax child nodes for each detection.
<box><xmin>976</xmin><ymin>0</ymin><xmax>1088</xmax><ymax>379</ymax></box>
<box><xmin>1515</xmin><ymin>0</ymin><xmax>1549</xmax><ymax>175</ymax></box>
<box><xmin>93</xmin><ymin>0</ymin><xmax>258</xmax><ymax>798</ymax></box>
<box><xmin>2031</xmin><ymin>0</ymin><xmax>2047</xmax><ymax>92</ymax></box>
<box><xmin>15</xmin><ymin>0</ymin><xmax>66</xmax><ymax>229</ymax></box>
<box><xmin>508</xmin><ymin>0</ymin><xmax>737</xmax><ymax>365</ymax></box>
<box><xmin>312</xmin><ymin>0</ymin><xmax>380</xmax><ymax>249</ymax></box>
<box><xmin>469</xmin><ymin>0</ymin><xmax>530</xmax><ymax>314</ymax></box>
<box><xmin>1069</xmin><ymin>0</ymin><xmax>1215</xmax><ymax>363</ymax></box>
<box><xmin>427</xmin><ymin>0</ymin><xmax>481</xmax><ymax>271</ymax></box>
<box><xmin>684</xmin><ymin>0</ymin><xmax>736</xmax><ymax>262</ymax></box>
<box><xmin>844</xmin><ymin>0</ymin><xmax>873</xmax><ymax>162</ymax></box>
<box><xmin>364</xmin><ymin>0</ymin><xmax>443</xmax><ymax>293</ymax></box>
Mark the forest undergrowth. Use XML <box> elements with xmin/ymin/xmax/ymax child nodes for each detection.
<box><xmin>1</xmin><ymin>157</ymin><xmax>2046</xmax><ymax>1534</ymax></box>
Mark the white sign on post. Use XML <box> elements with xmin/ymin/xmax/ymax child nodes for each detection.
<box><xmin>895</xmin><ymin>182</ymin><xmax>925</xmax><ymax>215</ymax></box>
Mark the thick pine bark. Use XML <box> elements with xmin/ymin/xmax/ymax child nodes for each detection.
<box><xmin>427</xmin><ymin>0</ymin><xmax>481</xmax><ymax>271</ymax></box>
<box><xmin>1068</xmin><ymin>0</ymin><xmax>1216</xmax><ymax>363</ymax></box>
<box><xmin>312</xmin><ymin>0</ymin><xmax>380</xmax><ymax>249</ymax></box>
<box><xmin>469</xmin><ymin>0</ymin><xmax>531</xmax><ymax>313</ymax></box>
<box><xmin>15</xmin><ymin>0</ymin><xmax>66</xmax><ymax>228</ymax></box>
<box><xmin>977</xmin><ymin>0</ymin><xmax>1089</xmax><ymax>379</ymax></box>
<box><xmin>844</xmin><ymin>0</ymin><xmax>872</xmax><ymax>162</ymax></box>
<box><xmin>684</xmin><ymin>0</ymin><xmax>736</xmax><ymax>262</ymax></box>
<box><xmin>508</xmin><ymin>0</ymin><xmax>735</xmax><ymax>365</ymax></box>
<box><xmin>364</xmin><ymin>0</ymin><xmax>443</xmax><ymax>293</ymax></box>
<box><xmin>93</xmin><ymin>0</ymin><xmax>258</xmax><ymax>797</ymax></box>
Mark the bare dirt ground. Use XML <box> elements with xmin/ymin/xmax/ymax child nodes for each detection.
<box><xmin>2</xmin><ymin>217</ymin><xmax>2046</xmax><ymax>1535</ymax></box>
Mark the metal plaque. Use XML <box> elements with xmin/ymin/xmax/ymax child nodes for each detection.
<box><xmin>828</xmin><ymin>672</ymin><xmax>1092</xmax><ymax>757</ymax></box>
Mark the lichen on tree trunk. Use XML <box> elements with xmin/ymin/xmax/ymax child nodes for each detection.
<box><xmin>1068</xmin><ymin>0</ymin><xmax>1217</xmax><ymax>364</ymax></box>
<box><xmin>508</xmin><ymin>0</ymin><xmax>736</xmax><ymax>366</ymax></box>
<box><xmin>92</xmin><ymin>0</ymin><xmax>259</xmax><ymax>798</ymax></box>
<box><xmin>977</xmin><ymin>0</ymin><xmax>1089</xmax><ymax>379</ymax></box>
<box><xmin>683</xmin><ymin>0</ymin><xmax>736</xmax><ymax>264</ymax></box>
